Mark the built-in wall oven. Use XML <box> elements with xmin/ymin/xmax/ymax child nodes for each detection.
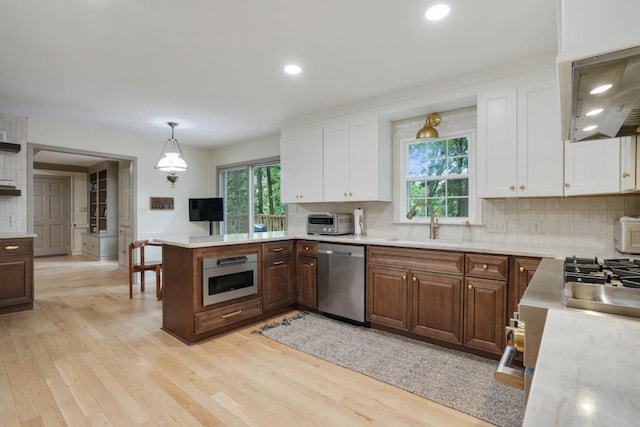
<box><xmin>202</xmin><ymin>253</ymin><xmax>258</xmax><ymax>306</ymax></box>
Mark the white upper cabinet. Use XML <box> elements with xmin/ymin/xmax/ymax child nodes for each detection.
<box><xmin>557</xmin><ymin>0</ymin><xmax>640</xmax><ymax>63</ymax></box>
<box><xmin>564</xmin><ymin>137</ymin><xmax>637</xmax><ymax>196</ymax></box>
<box><xmin>477</xmin><ymin>73</ymin><xmax>563</xmax><ymax>198</ymax></box>
<box><xmin>280</xmin><ymin>125</ymin><xmax>324</xmax><ymax>203</ymax></box>
<box><xmin>323</xmin><ymin>115</ymin><xmax>392</xmax><ymax>202</ymax></box>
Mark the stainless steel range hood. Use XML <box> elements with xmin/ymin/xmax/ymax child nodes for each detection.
<box><xmin>569</xmin><ymin>45</ymin><xmax>640</xmax><ymax>142</ymax></box>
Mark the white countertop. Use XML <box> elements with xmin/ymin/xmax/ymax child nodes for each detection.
<box><xmin>523</xmin><ymin>308</ymin><xmax>640</xmax><ymax>427</ymax></box>
<box><xmin>154</xmin><ymin>231</ymin><xmax>626</xmax><ymax>260</ymax></box>
<box><xmin>0</xmin><ymin>233</ymin><xmax>37</xmax><ymax>239</ymax></box>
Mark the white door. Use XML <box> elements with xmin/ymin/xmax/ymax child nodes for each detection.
<box><xmin>517</xmin><ymin>80</ymin><xmax>564</xmax><ymax>197</ymax></box>
<box><xmin>564</xmin><ymin>138</ymin><xmax>621</xmax><ymax>195</ymax></box>
<box><xmin>33</xmin><ymin>176</ymin><xmax>69</xmax><ymax>256</ymax></box>
<box><xmin>348</xmin><ymin>117</ymin><xmax>380</xmax><ymax>201</ymax></box>
<box><xmin>323</xmin><ymin>119</ymin><xmax>349</xmax><ymax>201</ymax></box>
<box><xmin>477</xmin><ymin>88</ymin><xmax>518</xmax><ymax>197</ymax></box>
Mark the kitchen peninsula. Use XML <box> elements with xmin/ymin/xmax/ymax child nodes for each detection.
<box><xmin>155</xmin><ymin>231</ymin><xmax>617</xmax><ymax>345</ymax></box>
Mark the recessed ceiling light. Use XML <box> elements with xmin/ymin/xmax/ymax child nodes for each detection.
<box><xmin>284</xmin><ymin>64</ymin><xmax>302</xmax><ymax>75</ymax></box>
<box><xmin>425</xmin><ymin>4</ymin><xmax>450</xmax><ymax>21</ymax></box>
<box><xmin>590</xmin><ymin>84</ymin><xmax>612</xmax><ymax>94</ymax></box>
<box><xmin>585</xmin><ymin>108</ymin><xmax>604</xmax><ymax>116</ymax></box>
<box><xmin>583</xmin><ymin>125</ymin><xmax>598</xmax><ymax>132</ymax></box>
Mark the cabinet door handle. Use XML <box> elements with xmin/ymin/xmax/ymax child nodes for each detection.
<box><xmin>272</xmin><ymin>247</ymin><xmax>284</xmax><ymax>252</ymax></box>
<box><xmin>221</xmin><ymin>310</ymin><xmax>242</xmax><ymax>319</ymax></box>
<box><xmin>344</xmin><ymin>192</ymin><xmax>348</xmax><ymax>197</ymax></box>
<box><xmin>623</xmin><ymin>172</ymin><xmax>630</xmax><ymax>178</ymax></box>
<box><xmin>4</xmin><ymin>245</ymin><xmax>19</xmax><ymax>250</ymax></box>
<box><xmin>402</xmin><ymin>274</ymin><xmax>407</xmax><ymax>280</ymax></box>
<box><xmin>482</xmin><ymin>264</ymin><xmax>488</xmax><ymax>270</ymax></box>
<box><xmin>413</xmin><ymin>276</ymin><xmax>417</xmax><ymax>282</ymax></box>
<box><xmin>310</xmin><ymin>262</ymin><xmax>314</xmax><ymax>267</ymax></box>
<box><xmin>468</xmin><ymin>284</ymin><xmax>473</xmax><ymax>290</ymax></box>
<box><xmin>509</xmin><ymin>185</ymin><xmax>515</xmax><ymax>190</ymax></box>
<box><xmin>519</xmin><ymin>266</ymin><xmax>525</xmax><ymax>272</ymax></box>
<box><xmin>519</xmin><ymin>185</ymin><xmax>525</xmax><ymax>190</ymax></box>
<box><xmin>565</xmin><ymin>182</ymin><xmax>571</xmax><ymax>188</ymax></box>
<box><xmin>349</xmin><ymin>192</ymin><xmax>353</xmax><ymax>196</ymax></box>
<box><xmin>304</xmin><ymin>246</ymin><xmax>309</xmax><ymax>251</ymax></box>
<box><xmin>273</xmin><ymin>260</ymin><xmax>284</xmax><ymax>266</ymax></box>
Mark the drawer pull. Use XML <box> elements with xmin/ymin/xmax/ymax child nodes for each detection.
<box><xmin>4</xmin><ymin>245</ymin><xmax>19</xmax><ymax>251</ymax></box>
<box><xmin>413</xmin><ymin>276</ymin><xmax>417</xmax><ymax>282</ymax></box>
<box><xmin>519</xmin><ymin>266</ymin><xmax>525</xmax><ymax>272</ymax></box>
<box><xmin>482</xmin><ymin>264</ymin><xmax>488</xmax><ymax>270</ymax></box>
<box><xmin>305</xmin><ymin>246</ymin><xmax>309</xmax><ymax>250</ymax></box>
<box><xmin>272</xmin><ymin>247</ymin><xmax>284</xmax><ymax>252</ymax></box>
<box><xmin>273</xmin><ymin>260</ymin><xmax>284</xmax><ymax>266</ymax></box>
<box><xmin>310</xmin><ymin>262</ymin><xmax>314</xmax><ymax>267</ymax></box>
<box><xmin>468</xmin><ymin>284</ymin><xmax>473</xmax><ymax>290</ymax></box>
<box><xmin>402</xmin><ymin>274</ymin><xmax>407</xmax><ymax>280</ymax></box>
<box><xmin>221</xmin><ymin>310</ymin><xmax>242</xmax><ymax>319</ymax></box>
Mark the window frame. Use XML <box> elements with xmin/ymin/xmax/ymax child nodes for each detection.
<box><xmin>217</xmin><ymin>157</ymin><xmax>285</xmax><ymax>234</ymax></box>
<box><xmin>396</xmin><ymin>129</ymin><xmax>478</xmax><ymax>225</ymax></box>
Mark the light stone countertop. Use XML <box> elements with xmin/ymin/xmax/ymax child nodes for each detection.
<box><xmin>0</xmin><ymin>233</ymin><xmax>37</xmax><ymax>239</ymax></box>
<box><xmin>522</xmin><ymin>308</ymin><xmax>640</xmax><ymax>427</ymax></box>
<box><xmin>154</xmin><ymin>232</ymin><xmax>626</xmax><ymax>260</ymax></box>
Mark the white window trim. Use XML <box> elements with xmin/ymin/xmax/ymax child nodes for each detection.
<box><xmin>394</xmin><ymin>129</ymin><xmax>480</xmax><ymax>225</ymax></box>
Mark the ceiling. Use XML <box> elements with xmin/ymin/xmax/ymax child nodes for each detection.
<box><xmin>0</xmin><ymin>1</ymin><xmax>558</xmax><ymax>149</ymax></box>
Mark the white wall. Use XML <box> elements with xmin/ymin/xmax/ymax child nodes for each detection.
<box><xmin>0</xmin><ymin>115</ymin><xmax>28</xmax><ymax>233</ymax></box>
<box><xmin>209</xmin><ymin>133</ymin><xmax>280</xmax><ymax>193</ymax></box>
<box><xmin>27</xmin><ymin>117</ymin><xmax>215</xmax><ymax>239</ymax></box>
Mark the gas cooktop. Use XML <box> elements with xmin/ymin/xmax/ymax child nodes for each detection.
<box><xmin>563</xmin><ymin>256</ymin><xmax>640</xmax><ymax>318</ymax></box>
<box><xmin>564</xmin><ymin>256</ymin><xmax>640</xmax><ymax>288</ymax></box>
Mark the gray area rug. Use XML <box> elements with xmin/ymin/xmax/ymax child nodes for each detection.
<box><xmin>255</xmin><ymin>311</ymin><xmax>524</xmax><ymax>427</ymax></box>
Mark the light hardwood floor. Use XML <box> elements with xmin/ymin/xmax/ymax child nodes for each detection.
<box><xmin>0</xmin><ymin>256</ymin><xmax>491</xmax><ymax>426</ymax></box>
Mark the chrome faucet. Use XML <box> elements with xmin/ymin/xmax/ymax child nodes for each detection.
<box><xmin>406</xmin><ymin>202</ymin><xmax>439</xmax><ymax>239</ymax></box>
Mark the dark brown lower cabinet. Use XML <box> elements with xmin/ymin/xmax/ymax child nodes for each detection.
<box><xmin>411</xmin><ymin>271</ymin><xmax>463</xmax><ymax>344</ymax></box>
<box><xmin>366</xmin><ymin>266</ymin><xmax>409</xmax><ymax>330</ymax></box>
<box><xmin>0</xmin><ymin>238</ymin><xmax>34</xmax><ymax>315</ymax></box>
<box><xmin>262</xmin><ymin>242</ymin><xmax>295</xmax><ymax>312</ymax></box>
<box><xmin>463</xmin><ymin>277</ymin><xmax>507</xmax><ymax>354</ymax></box>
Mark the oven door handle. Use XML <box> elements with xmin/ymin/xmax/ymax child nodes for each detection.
<box><xmin>494</xmin><ymin>346</ymin><xmax>524</xmax><ymax>389</ymax></box>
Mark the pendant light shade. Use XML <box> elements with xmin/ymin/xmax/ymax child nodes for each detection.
<box><xmin>416</xmin><ymin>113</ymin><xmax>441</xmax><ymax>139</ymax></box>
<box><xmin>155</xmin><ymin>122</ymin><xmax>187</xmax><ymax>173</ymax></box>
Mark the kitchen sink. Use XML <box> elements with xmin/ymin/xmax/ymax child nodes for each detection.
<box><xmin>564</xmin><ymin>281</ymin><xmax>640</xmax><ymax>318</ymax></box>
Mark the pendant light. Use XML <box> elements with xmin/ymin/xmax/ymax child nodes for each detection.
<box><xmin>416</xmin><ymin>113</ymin><xmax>441</xmax><ymax>139</ymax></box>
<box><xmin>155</xmin><ymin>122</ymin><xmax>187</xmax><ymax>173</ymax></box>
<box><xmin>155</xmin><ymin>122</ymin><xmax>187</xmax><ymax>188</ymax></box>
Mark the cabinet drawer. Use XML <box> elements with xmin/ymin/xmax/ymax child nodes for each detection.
<box><xmin>0</xmin><ymin>238</ymin><xmax>33</xmax><ymax>257</ymax></box>
<box><xmin>195</xmin><ymin>297</ymin><xmax>263</xmax><ymax>334</ymax></box>
<box><xmin>465</xmin><ymin>254</ymin><xmax>509</xmax><ymax>281</ymax></box>
<box><xmin>262</xmin><ymin>241</ymin><xmax>293</xmax><ymax>257</ymax></box>
<box><xmin>367</xmin><ymin>246</ymin><xmax>464</xmax><ymax>275</ymax></box>
<box><xmin>297</xmin><ymin>240</ymin><xmax>317</xmax><ymax>257</ymax></box>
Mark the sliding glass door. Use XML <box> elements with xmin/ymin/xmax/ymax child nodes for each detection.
<box><xmin>219</xmin><ymin>160</ymin><xmax>285</xmax><ymax>234</ymax></box>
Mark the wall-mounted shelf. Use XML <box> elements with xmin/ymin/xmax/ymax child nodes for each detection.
<box><xmin>0</xmin><ymin>142</ymin><xmax>21</xmax><ymax>153</ymax></box>
<box><xmin>0</xmin><ymin>188</ymin><xmax>21</xmax><ymax>196</ymax></box>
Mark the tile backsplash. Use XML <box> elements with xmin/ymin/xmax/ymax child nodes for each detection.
<box><xmin>288</xmin><ymin>194</ymin><xmax>640</xmax><ymax>251</ymax></box>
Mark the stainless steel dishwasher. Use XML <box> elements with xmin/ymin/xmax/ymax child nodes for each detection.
<box><xmin>317</xmin><ymin>242</ymin><xmax>366</xmax><ymax>323</ymax></box>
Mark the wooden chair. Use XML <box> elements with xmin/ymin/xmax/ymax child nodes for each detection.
<box><xmin>129</xmin><ymin>240</ymin><xmax>163</xmax><ymax>299</ymax></box>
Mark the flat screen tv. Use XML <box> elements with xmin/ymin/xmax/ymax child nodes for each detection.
<box><xmin>189</xmin><ymin>198</ymin><xmax>224</xmax><ymax>235</ymax></box>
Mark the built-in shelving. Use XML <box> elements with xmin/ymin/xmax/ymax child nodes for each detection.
<box><xmin>0</xmin><ymin>142</ymin><xmax>21</xmax><ymax>153</ymax></box>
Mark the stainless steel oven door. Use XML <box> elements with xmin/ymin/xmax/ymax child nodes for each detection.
<box><xmin>202</xmin><ymin>254</ymin><xmax>258</xmax><ymax>306</ymax></box>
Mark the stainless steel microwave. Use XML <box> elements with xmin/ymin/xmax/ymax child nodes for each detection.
<box><xmin>307</xmin><ymin>213</ymin><xmax>354</xmax><ymax>235</ymax></box>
